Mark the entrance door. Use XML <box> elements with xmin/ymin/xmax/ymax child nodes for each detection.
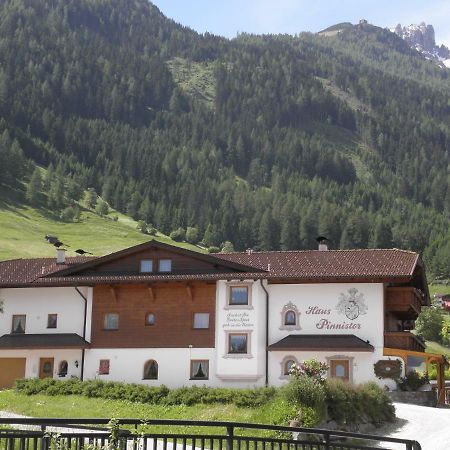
<box><xmin>329</xmin><ymin>359</ymin><xmax>350</xmax><ymax>382</ymax></box>
<box><xmin>39</xmin><ymin>358</ymin><xmax>54</xmax><ymax>379</ymax></box>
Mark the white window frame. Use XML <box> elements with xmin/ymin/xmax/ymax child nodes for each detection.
<box><xmin>224</xmin><ymin>330</ymin><xmax>253</xmax><ymax>359</ymax></box>
<box><xmin>225</xmin><ymin>282</ymin><xmax>253</xmax><ymax>309</ymax></box>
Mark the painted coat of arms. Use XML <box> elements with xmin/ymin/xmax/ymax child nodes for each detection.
<box><xmin>336</xmin><ymin>288</ymin><xmax>368</xmax><ymax>320</ymax></box>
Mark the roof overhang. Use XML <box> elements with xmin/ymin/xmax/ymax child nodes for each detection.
<box><xmin>0</xmin><ymin>333</ymin><xmax>90</xmax><ymax>349</ymax></box>
<box><xmin>268</xmin><ymin>334</ymin><xmax>375</xmax><ymax>352</ymax></box>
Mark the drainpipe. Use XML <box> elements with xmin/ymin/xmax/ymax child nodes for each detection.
<box><xmin>74</xmin><ymin>287</ymin><xmax>88</xmax><ymax>381</ymax></box>
<box><xmin>260</xmin><ymin>279</ymin><xmax>269</xmax><ymax>386</ymax></box>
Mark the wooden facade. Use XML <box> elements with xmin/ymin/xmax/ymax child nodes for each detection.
<box><xmin>90</xmin><ymin>282</ymin><xmax>216</xmax><ymax>348</ymax></box>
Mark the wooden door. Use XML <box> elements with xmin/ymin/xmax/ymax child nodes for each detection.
<box><xmin>0</xmin><ymin>358</ymin><xmax>26</xmax><ymax>389</ymax></box>
<box><xmin>39</xmin><ymin>358</ymin><xmax>54</xmax><ymax>379</ymax></box>
<box><xmin>330</xmin><ymin>359</ymin><xmax>350</xmax><ymax>382</ymax></box>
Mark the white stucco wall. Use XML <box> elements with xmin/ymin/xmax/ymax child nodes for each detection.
<box><xmin>268</xmin><ymin>283</ymin><xmax>384</xmax><ymax>348</ymax></box>
<box><xmin>0</xmin><ymin>349</ymin><xmax>83</xmax><ymax>378</ymax></box>
<box><xmin>0</xmin><ymin>287</ymin><xmax>91</xmax><ymax>337</ymax></box>
<box><xmin>214</xmin><ymin>280</ymin><xmax>266</xmax><ymax>386</ymax></box>
<box><xmin>84</xmin><ymin>348</ymin><xmax>218</xmax><ymax>388</ymax></box>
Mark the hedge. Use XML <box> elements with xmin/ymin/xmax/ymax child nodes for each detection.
<box><xmin>14</xmin><ymin>378</ymin><xmax>276</xmax><ymax>408</ymax></box>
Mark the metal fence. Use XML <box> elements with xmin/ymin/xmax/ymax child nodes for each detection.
<box><xmin>0</xmin><ymin>418</ymin><xmax>421</xmax><ymax>450</ymax></box>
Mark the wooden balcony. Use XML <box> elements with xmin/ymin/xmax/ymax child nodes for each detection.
<box><xmin>386</xmin><ymin>287</ymin><xmax>423</xmax><ymax>319</ymax></box>
<box><xmin>384</xmin><ymin>331</ymin><xmax>426</xmax><ymax>352</ymax></box>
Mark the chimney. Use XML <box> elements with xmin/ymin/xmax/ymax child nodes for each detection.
<box><xmin>56</xmin><ymin>248</ymin><xmax>66</xmax><ymax>264</ymax></box>
<box><xmin>316</xmin><ymin>236</ymin><xmax>329</xmax><ymax>251</ymax></box>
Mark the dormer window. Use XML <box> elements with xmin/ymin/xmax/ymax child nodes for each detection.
<box><xmin>159</xmin><ymin>259</ymin><xmax>172</xmax><ymax>272</ymax></box>
<box><xmin>140</xmin><ymin>260</ymin><xmax>153</xmax><ymax>273</ymax></box>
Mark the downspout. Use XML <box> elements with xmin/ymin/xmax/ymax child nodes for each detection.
<box><xmin>260</xmin><ymin>279</ymin><xmax>269</xmax><ymax>386</ymax></box>
<box><xmin>75</xmin><ymin>287</ymin><xmax>88</xmax><ymax>381</ymax></box>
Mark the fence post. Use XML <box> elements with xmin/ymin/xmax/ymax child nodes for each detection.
<box><xmin>226</xmin><ymin>426</ymin><xmax>234</xmax><ymax>450</ymax></box>
<box><xmin>323</xmin><ymin>432</ymin><xmax>331</xmax><ymax>450</ymax></box>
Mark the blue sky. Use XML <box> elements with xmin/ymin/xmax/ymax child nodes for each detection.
<box><xmin>152</xmin><ymin>0</ymin><xmax>450</xmax><ymax>46</ymax></box>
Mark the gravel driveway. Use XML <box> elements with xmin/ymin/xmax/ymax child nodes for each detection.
<box><xmin>378</xmin><ymin>402</ymin><xmax>450</xmax><ymax>450</ymax></box>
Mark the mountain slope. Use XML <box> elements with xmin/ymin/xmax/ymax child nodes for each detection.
<box><xmin>0</xmin><ymin>0</ymin><xmax>449</xmax><ymax>276</ymax></box>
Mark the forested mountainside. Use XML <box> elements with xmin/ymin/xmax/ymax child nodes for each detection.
<box><xmin>0</xmin><ymin>0</ymin><xmax>449</xmax><ymax>277</ymax></box>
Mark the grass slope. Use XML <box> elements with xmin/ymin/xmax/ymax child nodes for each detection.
<box><xmin>0</xmin><ymin>391</ymin><xmax>292</xmax><ymax>435</ymax></box>
<box><xmin>0</xmin><ymin>184</ymin><xmax>203</xmax><ymax>261</ymax></box>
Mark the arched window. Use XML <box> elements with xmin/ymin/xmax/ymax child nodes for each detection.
<box><xmin>284</xmin><ymin>310</ymin><xmax>296</xmax><ymax>326</ymax></box>
<box><xmin>58</xmin><ymin>360</ymin><xmax>68</xmax><ymax>377</ymax></box>
<box><xmin>284</xmin><ymin>359</ymin><xmax>296</xmax><ymax>376</ymax></box>
<box><xmin>143</xmin><ymin>360</ymin><xmax>158</xmax><ymax>380</ymax></box>
<box><xmin>279</xmin><ymin>302</ymin><xmax>301</xmax><ymax>330</ymax></box>
<box><xmin>280</xmin><ymin>355</ymin><xmax>299</xmax><ymax>378</ymax></box>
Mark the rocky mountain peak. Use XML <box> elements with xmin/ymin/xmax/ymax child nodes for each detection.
<box><xmin>393</xmin><ymin>22</ymin><xmax>450</xmax><ymax>67</ymax></box>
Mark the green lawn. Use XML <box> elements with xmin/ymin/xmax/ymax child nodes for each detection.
<box><xmin>0</xmin><ymin>390</ymin><xmax>293</xmax><ymax>436</ymax></box>
<box><xmin>0</xmin><ymin>184</ymin><xmax>204</xmax><ymax>261</ymax></box>
<box><xmin>426</xmin><ymin>340</ymin><xmax>450</xmax><ymax>357</ymax></box>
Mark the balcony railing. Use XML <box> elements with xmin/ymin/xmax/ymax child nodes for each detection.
<box><xmin>386</xmin><ymin>287</ymin><xmax>423</xmax><ymax>318</ymax></box>
<box><xmin>384</xmin><ymin>331</ymin><xmax>426</xmax><ymax>352</ymax></box>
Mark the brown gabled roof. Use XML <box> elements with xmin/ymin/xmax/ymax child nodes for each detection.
<box><xmin>46</xmin><ymin>240</ymin><xmax>264</xmax><ymax>278</ymax></box>
<box><xmin>0</xmin><ymin>256</ymin><xmax>95</xmax><ymax>287</ymax></box>
<box><xmin>0</xmin><ymin>245</ymin><xmax>424</xmax><ymax>288</ymax></box>
<box><xmin>214</xmin><ymin>248</ymin><xmax>419</xmax><ymax>280</ymax></box>
<box><xmin>268</xmin><ymin>334</ymin><xmax>374</xmax><ymax>352</ymax></box>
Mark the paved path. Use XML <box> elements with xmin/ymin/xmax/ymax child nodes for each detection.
<box><xmin>378</xmin><ymin>402</ymin><xmax>450</xmax><ymax>450</ymax></box>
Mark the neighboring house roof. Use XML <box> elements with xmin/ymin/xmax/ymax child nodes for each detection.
<box><xmin>268</xmin><ymin>334</ymin><xmax>375</xmax><ymax>352</ymax></box>
<box><xmin>0</xmin><ymin>333</ymin><xmax>90</xmax><ymax>349</ymax></box>
<box><xmin>0</xmin><ymin>241</ymin><xmax>425</xmax><ymax>289</ymax></box>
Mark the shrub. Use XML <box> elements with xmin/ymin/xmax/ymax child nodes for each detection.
<box><xmin>14</xmin><ymin>379</ymin><xmax>274</xmax><ymax>408</ymax></box>
<box><xmin>324</xmin><ymin>379</ymin><xmax>359</xmax><ymax>424</ymax></box>
<box><xmin>283</xmin><ymin>376</ymin><xmax>326</xmax><ymax>411</ymax></box>
<box><xmin>289</xmin><ymin>360</ymin><xmax>328</xmax><ymax>383</ymax></box>
<box><xmin>169</xmin><ymin>227</ymin><xmax>185</xmax><ymax>242</ymax></box>
<box><xmin>185</xmin><ymin>227</ymin><xmax>199</xmax><ymax>244</ymax></box>
<box><xmin>207</xmin><ymin>246</ymin><xmax>220</xmax><ymax>253</ymax></box>
<box><xmin>395</xmin><ymin>371</ymin><xmax>429</xmax><ymax>391</ymax></box>
<box><xmin>325</xmin><ymin>379</ymin><xmax>394</xmax><ymax>425</ymax></box>
<box><xmin>299</xmin><ymin>406</ymin><xmax>321</xmax><ymax>427</ymax></box>
<box><xmin>415</xmin><ymin>307</ymin><xmax>444</xmax><ymax>342</ymax></box>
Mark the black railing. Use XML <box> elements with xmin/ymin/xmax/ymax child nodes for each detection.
<box><xmin>0</xmin><ymin>418</ymin><xmax>421</xmax><ymax>450</ymax></box>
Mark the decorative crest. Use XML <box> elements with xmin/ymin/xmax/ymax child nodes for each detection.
<box><xmin>336</xmin><ymin>288</ymin><xmax>368</xmax><ymax>320</ymax></box>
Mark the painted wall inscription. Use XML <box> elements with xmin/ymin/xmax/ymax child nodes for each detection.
<box><xmin>223</xmin><ymin>311</ymin><xmax>253</xmax><ymax>328</ymax></box>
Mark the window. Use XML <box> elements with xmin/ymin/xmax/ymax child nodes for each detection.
<box><xmin>98</xmin><ymin>359</ymin><xmax>110</xmax><ymax>375</ymax></box>
<box><xmin>229</xmin><ymin>286</ymin><xmax>248</xmax><ymax>305</ymax></box>
<box><xmin>284</xmin><ymin>310</ymin><xmax>296</xmax><ymax>326</ymax></box>
<box><xmin>143</xmin><ymin>360</ymin><xmax>158</xmax><ymax>380</ymax></box>
<box><xmin>279</xmin><ymin>302</ymin><xmax>301</xmax><ymax>331</ymax></box>
<box><xmin>145</xmin><ymin>313</ymin><xmax>156</xmax><ymax>326</ymax></box>
<box><xmin>140</xmin><ymin>260</ymin><xmax>153</xmax><ymax>273</ymax></box>
<box><xmin>280</xmin><ymin>355</ymin><xmax>298</xmax><ymax>378</ymax></box>
<box><xmin>58</xmin><ymin>360</ymin><xmax>68</xmax><ymax>377</ymax></box>
<box><xmin>12</xmin><ymin>315</ymin><xmax>26</xmax><ymax>334</ymax></box>
<box><xmin>104</xmin><ymin>313</ymin><xmax>119</xmax><ymax>330</ymax></box>
<box><xmin>284</xmin><ymin>359</ymin><xmax>296</xmax><ymax>376</ymax></box>
<box><xmin>193</xmin><ymin>313</ymin><xmax>209</xmax><ymax>329</ymax></box>
<box><xmin>47</xmin><ymin>314</ymin><xmax>58</xmax><ymax>329</ymax></box>
<box><xmin>159</xmin><ymin>259</ymin><xmax>172</xmax><ymax>272</ymax></box>
<box><xmin>191</xmin><ymin>360</ymin><xmax>209</xmax><ymax>380</ymax></box>
<box><xmin>228</xmin><ymin>333</ymin><xmax>248</xmax><ymax>354</ymax></box>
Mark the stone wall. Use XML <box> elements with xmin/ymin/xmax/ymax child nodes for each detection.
<box><xmin>388</xmin><ymin>390</ymin><xmax>437</xmax><ymax>407</ymax></box>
